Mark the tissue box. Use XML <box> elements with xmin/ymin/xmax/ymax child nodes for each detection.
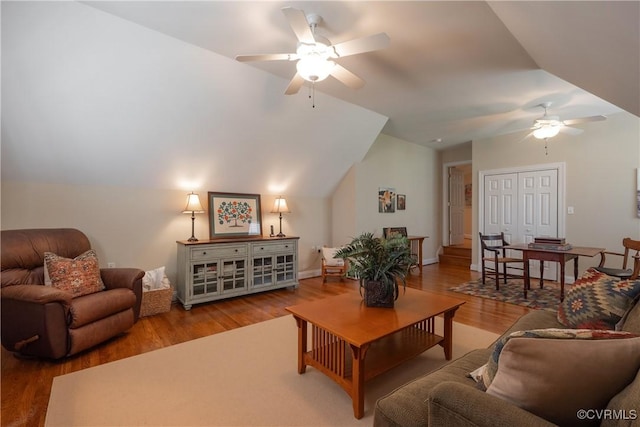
<box><xmin>140</xmin><ymin>286</ymin><xmax>173</xmax><ymax>317</ymax></box>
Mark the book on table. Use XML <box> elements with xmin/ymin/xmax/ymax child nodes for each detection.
<box><xmin>533</xmin><ymin>237</ymin><xmax>566</xmax><ymax>245</ymax></box>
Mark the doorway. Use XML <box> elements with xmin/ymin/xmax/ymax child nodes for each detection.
<box><xmin>443</xmin><ymin>162</ymin><xmax>473</xmax><ymax>247</ymax></box>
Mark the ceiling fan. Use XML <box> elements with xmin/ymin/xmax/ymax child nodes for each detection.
<box><xmin>235</xmin><ymin>7</ymin><xmax>390</xmax><ymax>96</ymax></box>
<box><xmin>525</xmin><ymin>102</ymin><xmax>607</xmax><ymax>140</ymax></box>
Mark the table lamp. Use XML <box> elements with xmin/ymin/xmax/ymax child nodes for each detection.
<box><xmin>182</xmin><ymin>192</ymin><xmax>205</xmax><ymax>242</ymax></box>
<box><xmin>270</xmin><ymin>196</ymin><xmax>291</xmax><ymax>237</ymax></box>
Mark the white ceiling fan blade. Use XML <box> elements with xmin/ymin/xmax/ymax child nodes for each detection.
<box><xmin>330</xmin><ymin>64</ymin><xmax>365</xmax><ymax>89</ymax></box>
<box><xmin>235</xmin><ymin>53</ymin><xmax>297</xmax><ymax>62</ymax></box>
<box><xmin>562</xmin><ymin>115</ymin><xmax>607</xmax><ymax>126</ymax></box>
<box><xmin>285</xmin><ymin>73</ymin><xmax>305</xmax><ymax>95</ymax></box>
<box><xmin>559</xmin><ymin>126</ymin><xmax>583</xmax><ymax>136</ymax></box>
<box><xmin>331</xmin><ymin>33</ymin><xmax>390</xmax><ymax>58</ymax></box>
<box><xmin>281</xmin><ymin>7</ymin><xmax>315</xmax><ymax>44</ymax></box>
<box><xmin>517</xmin><ymin>131</ymin><xmax>535</xmax><ymax>143</ymax></box>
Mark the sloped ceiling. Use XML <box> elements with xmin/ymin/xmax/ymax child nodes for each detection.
<box><xmin>488</xmin><ymin>1</ymin><xmax>640</xmax><ymax>117</ymax></box>
<box><xmin>1</xmin><ymin>1</ymin><xmax>387</xmax><ymax>197</ymax></box>
<box><xmin>2</xmin><ymin>1</ymin><xmax>637</xmax><ymax>198</ymax></box>
<box><xmin>83</xmin><ymin>1</ymin><xmax>636</xmax><ymax>148</ymax></box>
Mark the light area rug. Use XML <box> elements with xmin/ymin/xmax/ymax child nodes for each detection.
<box><xmin>46</xmin><ymin>315</ymin><xmax>498</xmax><ymax>426</ymax></box>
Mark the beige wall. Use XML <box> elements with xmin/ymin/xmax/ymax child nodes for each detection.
<box><xmin>472</xmin><ymin>111</ymin><xmax>640</xmax><ymax>274</ymax></box>
<box><xmin>331</xmin><ymin>166</ymin><xmax>357</xmax><ymax>246</ymax></box>
<box><xmin>333</xmin><ymin>133</ymin><xmax>440</xmax><ymax>263</ymax></box>
<box><xmin>1</xmin><ymin>182</ymin><xmax>330</xmax><ymax>282</ymax></box>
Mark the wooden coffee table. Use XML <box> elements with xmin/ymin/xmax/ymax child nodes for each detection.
<box><xmin>285</xmin><ymin>288</ymin><xmax>465</xmax><ymax>419</ymax></box>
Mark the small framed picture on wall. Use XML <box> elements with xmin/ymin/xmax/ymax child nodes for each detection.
<box><xmin>397</xmin><ymin>194</ymin><xmax>406</xmax><ymax>210</ymax></box>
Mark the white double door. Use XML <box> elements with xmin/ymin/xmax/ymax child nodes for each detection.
<box><xmin>482</xmin><ymin>167</ymin><xmax>561</xmax><ymax>280</ymax></box>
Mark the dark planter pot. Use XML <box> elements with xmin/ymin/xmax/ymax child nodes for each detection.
<box><xmin>363</xmin><ymin>280</ymin><xmax>395</xmax><ymax>308</ymax></box>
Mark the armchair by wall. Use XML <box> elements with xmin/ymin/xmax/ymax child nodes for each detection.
<box><xmin>1</xmin><ymin>228</ymin><xmax>144</xmax><ymax>359</ymax></box>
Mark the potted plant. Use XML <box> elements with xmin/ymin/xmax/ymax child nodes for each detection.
<box><xmin>335</xmin><ymin>232</ymin><xmax>418</xmax><ymax>307</ymax></box>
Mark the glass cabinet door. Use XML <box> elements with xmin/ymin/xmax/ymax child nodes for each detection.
<box><xmin>220</xmin><ymin>259</ymin><xmax>247</xmax><ymax>293</ymax></box>
<box><xmin>275</xmin><ymin>254</ymin><xmax>295</xmax><ymax>282</ymax></box>
<box><xmin>252</xmin><ymin>256</ymin><xmax>273</xmax><ymax>287</ymax></box>
<box><xmin>191</xmin><ymin>261</ymin><xmax>219</xmax><ymax>296</ymax></box>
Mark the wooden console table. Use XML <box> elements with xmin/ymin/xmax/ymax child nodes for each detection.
<box><xmin>507</xmin><ymin>244</ymin><xmax>605</xmax><ymax>301</ymax></box>
<box><xmin>286</xmin><ymin>289</ymin><xmax>464</xmax><ymax>419</ymax></box>
<box><xmin>408</xmin><ymin>236</ymin><xmax>427</xmax><ymax>271</ymax></box>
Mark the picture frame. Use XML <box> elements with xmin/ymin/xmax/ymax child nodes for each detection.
<box><xmin>378</xmin><ymin>187</ymin><xmax>395</xmax><ymax>213</ymax></box>
<box><xmin>208</xmin><ymin>192</ymin><xmax>262</xmax><ymax>239</ymax></box>
<box><xmin>397</xmin><ymin>194</ymin><xmax>406</xmax><ymax>210</ymax></box>
<box><xmin>383</xmin><ymin>227</ymin><xmax>408</xmax><ymax>238</ymax></box>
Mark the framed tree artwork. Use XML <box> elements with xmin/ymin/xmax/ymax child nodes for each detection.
<box><xmin>208</xmin><ymin>192</ymin><xmax>262</xmax><ymax>239</ymax></box>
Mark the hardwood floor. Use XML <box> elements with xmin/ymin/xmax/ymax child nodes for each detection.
<box><xmin>1</xmin><ymin>263</ymin><xmax>533</xmax><ymax>427</ymax></box>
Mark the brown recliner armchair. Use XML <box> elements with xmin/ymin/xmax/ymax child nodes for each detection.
<box><xmin>1</xmin><ymin>228</ymin><xmax>144</xmax><ymax>359</ymax></box>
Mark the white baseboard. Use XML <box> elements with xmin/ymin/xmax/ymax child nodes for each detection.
<box><xmin>298</xmin><ymin>269</ymin><xmax>321</xmax><ymax>279</ymax></box>
<box><xmin>299</xmin><ymin>259</ymin><xmax>440</xmax><ymax>279</ymax></box>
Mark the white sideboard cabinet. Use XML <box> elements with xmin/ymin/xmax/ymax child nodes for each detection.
<box><xmin>176</xmin><ymin>237</ymin><xmax>299</xmax><ymax>310</ymax></box>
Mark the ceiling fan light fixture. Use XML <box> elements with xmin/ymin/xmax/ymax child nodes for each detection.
<box><xmin>533</xmin><ymin>125</ymin><xmax>561</xmax><ymax>139</ymax></box>
<box><xmin>296</xmin><ymin>55</ymin><xmax>335</xmax><ymax>82</ymax></box>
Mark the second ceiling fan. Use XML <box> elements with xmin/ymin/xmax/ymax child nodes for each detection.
<box><xmin>524</xmin><ymin>102</ymin><xmax>607</xmax><ymax>140</ymax></box>
<box><xmin>235</xmin><ymin>7</ymin><xmax>390</xmax><ymax>95</ymax></box>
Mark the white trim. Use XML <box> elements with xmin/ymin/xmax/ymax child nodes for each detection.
<box><xmin>298</xmin><ymin>269</ymin><xmax>321</xmax><ymax>279</ymax></box>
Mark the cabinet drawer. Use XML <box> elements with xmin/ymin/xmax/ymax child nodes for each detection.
<box><xmin>252</xmin><ymin>242</ymin><xmax>295</xmax><ymax>254</ymax></box>
<box><xmin>191</xmin><ymin>245</ymin><xmax>247</xmax><ymax>259</ymax></box>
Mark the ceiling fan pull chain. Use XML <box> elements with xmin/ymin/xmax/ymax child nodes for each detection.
<box><xmin>544</xmin><ymin>138</ymin><xmax>549</xmax><ymax>155</ymax></box>
<box><xmin>312</xmin><ymin>82</ymin><xmax>316</xmax><ymax>108</ymax></box>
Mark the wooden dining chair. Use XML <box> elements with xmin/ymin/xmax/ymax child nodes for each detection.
<box><xmin>596</xmin><ymin>237</ymin><xmax>640</xmax><ymax>279</ymax></box>
<box><xmin>479</xmin><ymin>232</ymin><xmax>524</xmax><ymax>289</ymax></box>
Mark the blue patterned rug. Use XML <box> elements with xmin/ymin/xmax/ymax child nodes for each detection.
<box><xmin>449</xmin><ymin>279</ymin><xmax>565</xmax><ymax>312</ymax></box>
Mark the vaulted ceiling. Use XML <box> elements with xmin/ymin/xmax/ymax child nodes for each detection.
<box><xmin>2</xmin><ymin>1</ymin><xmax>638</xmax><ymax>198</ymax></box>
<box><xmin>85</xmin><ymin>1</ymin><xmax>638</xmax><ymax>149</ymax></box>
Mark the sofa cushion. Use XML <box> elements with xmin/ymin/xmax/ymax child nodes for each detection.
<box><xmin>603</xmin><ymin>367</ymin><xmax>640</xmax><ymax>427</ymax></box>
<box><xmin>69</xmin><ymin>288</ymin><xmax>136</xmax><ymax>328</ymax></box>
<box><xmin>557</xmin><ymin>267</ymin><xmax>640</xmax><ymax>330</ymax></box>
<box><xmin>484</xmin><ymin>328</ymin><xmax>640</xmax><ymax>426</ymax></box>
<box><xmin>44</xmin><ymin>250</ymin><xmax>105</xmax><ymax>298</ymax></box>
<box><xmin>374</xmin><ymin>348</ymin><xmax>491</xmax><ymax>426</ymax></box>
<box><xmin>619</xmin><ymin>294</ymin><xmax>640</xmax><ymax>334</ymax></box>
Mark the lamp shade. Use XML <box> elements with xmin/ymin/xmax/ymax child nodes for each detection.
<box><xmin>183</xmin><ymin>192</ymin><xmax>205</xmax><ymax>213</ymax></box>
<box><xmin>271</xmin><ymin>197</ymin><xmax>291</xmax><ymax>214</ymax></box>
<box><xmin>533</xmin><ymin>125</ymin><xmax>561</xmax><ymax>140</ymax></box>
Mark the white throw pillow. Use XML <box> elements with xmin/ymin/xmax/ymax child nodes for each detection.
<box><xmin>322</xmin><ymin>247</ymin><xmax>344</xmax><ymax>267</ymax></box>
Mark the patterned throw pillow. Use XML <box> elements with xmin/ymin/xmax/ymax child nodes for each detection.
<box><xmin>481</xmin><ymin>328</ymin><xmax>640</xmax><ymax>426</ymax></box>
<box><xmin>44</xmin><ymin>250</ymin><xmax>105</xmax><ymax>298</ymax></box>
<box><xmin>557</xmin><ymin>267</ymin><xmax>640</xmax><ymax>329</ymax></box>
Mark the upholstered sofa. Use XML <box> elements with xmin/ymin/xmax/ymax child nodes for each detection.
<box><xmin>1</xmin><ymin>228</ymin><xmax>144</xmax><ymax>359</ymax></box>
<box><xmin>374</xmin><ymin>276</ymin><xmax>640</xmax><ymax>426</ymax></box>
